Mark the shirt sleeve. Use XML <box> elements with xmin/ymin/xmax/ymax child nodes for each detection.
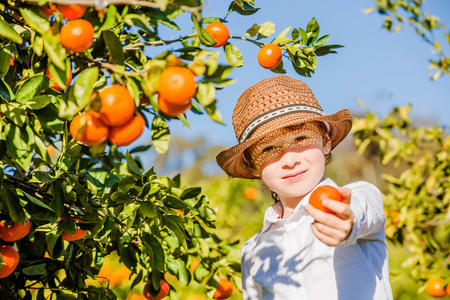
<box><xmin>342</xmin><ymin>181</ymin><xmax>386</xmax><ymax>245</ymax></box>
<box><xmin>241</xmin><ymin>243</ymin><xmax>263</xmax><ymax>299</ymax></box>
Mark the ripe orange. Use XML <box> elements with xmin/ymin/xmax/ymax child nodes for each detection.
<box><xmin>60</xmin><ymin>19</ymin><xmax>94</xmax><ymax>53</ymax></box>
<box><xmin>158</xmin><ymin>67</ymin><xmax>196</xmax><ymax>105</ymax></box>
<box><xmin>189</xmin><ymin>260</ymin><xmax>200</xmax><ymax>272</ymax></box>
<box><xmin>447</xmin><ymin>282</ymin><xmax>450</xmax><ymax>296</ymax></box>
<box><xmin>0</xmin><ymin>217</ymin><xmax>31</xmax><ymax>242</ymax></box>
<box><xmin>205</xmin><ymin>22</ymin><xmax>229</xmax><ymax>48</ymax></box>
<box><xmin>309</xmin><ymin>185</ymin><xmax>342</xmax><ymax>213</ymax></box>
<box><xmin>257</xmin><ymin>44</ymin><xmax>283</xmax><ymax>69</ymax></box>
<box><xmin>128</xmin><ymin>294</ymin><xmax>148</xmax><ymax>300</ymax></box>
<box><xmin>70</xmin><ymin>111</ymin><xmax>109</xmax><ymax>146</ymax></box>
<box><xmin>143</xmin><ymin>280</ymin><xmax>170</xmax><ymax>300</ymax></box>
<box><xmin>61</xmin><ymin>218</ymin><xmax>87</xmax><ymax>242</ymax></box>
<box><xmin>0</xmin><ymin>245</ymin><xmax>19</xmax><ymax>278</ymax></box>
<box><xmin>56</xmin><ymin>4</ymin><xmax>86</xmax><ymax>20</ymax></box>
<box><xmin>158</xmin><ymin>96</ymin><xmax>191</xmax><ymax>116</ymax></box>
<box><xmin>187</xmin><ymin>295</ymin><xmax>203</xmax><ymax>300</ymax></box>
<box><xmin>45</xmin><ymin>67</ymin><xmax>72</xmax><ymax>91</ymax></box>
<box><xmin>213</xmin><ymin>278</ymin><xmax>233</xmax><ymax>299</ymax></box>
<box><xmin>46</xmin><ymin>145</ymin><xmax>56</xmax><ymax>157</ymax></box>
<box><xmin>108</xmin><ymin>114</ymin><xmax>145</xmax><ymax>146</ymax></box>
<box><xmin>244</xmin><ymin>188</ymin><xmax>258</xmax><ymax>201</ymax></box>
<box><xmin>99</xmin><ymin>85</ymin><xmax>135</xmax><ymax>127</ymax></box>
<box><xmin>426</xmin><ymin>278</ymin><xmax>446</xmax><ymax>297</ymax></box>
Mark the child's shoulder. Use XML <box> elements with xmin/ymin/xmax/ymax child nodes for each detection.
<box><xmin>343</xmin><ymin>180</ymin><xmax>383</xmax><ymax>203</ymax></box>
<box><xmin>343</xmin><ymin>180</ymin><xmax>380</xmax><ymax>192</ymax></box>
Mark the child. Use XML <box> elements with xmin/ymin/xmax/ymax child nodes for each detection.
<box><xmin>216</xmin><ymin>75</ymin><xmax>393</xmax><ymax>299</ymax></box>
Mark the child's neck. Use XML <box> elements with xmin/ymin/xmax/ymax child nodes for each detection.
<box><xmin>279</xmin><ymin>196</ymin><xmax>304</xmax><ymax>219</ymax></box>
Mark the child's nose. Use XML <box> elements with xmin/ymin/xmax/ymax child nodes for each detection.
<box><xmin>279</xmin><ymin>151</ymin><xmax>300</xmax><ymax>168</ymax></box>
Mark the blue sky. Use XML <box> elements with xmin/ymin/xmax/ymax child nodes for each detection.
<box><xmin>137</xmin><ymin>0</ymin><xmax>449</xmax><ymax>170</ymax></box>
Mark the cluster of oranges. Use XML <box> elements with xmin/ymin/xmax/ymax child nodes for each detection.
<box><xmin>205</xmin><ymin>22</ymin><xmax>283</xmax><ymax>70</ymax></box>
<box><xmin>70</xmin><ymin>85</ymin><xmax>145</xmax><ymax>147</ymax></box>
<box><xmin>425</xmin><ymin>277</ymin><xmax>450</xmax><ymax>297</ymax></box>
<box><xmin>0</xmin><ymin>217</ymin><xmax>31</xmax><ymax>278</ymax></box>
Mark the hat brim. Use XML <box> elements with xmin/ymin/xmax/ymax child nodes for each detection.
<box><xmin>216</xmin><ymin>109</ymin><xmax>352</xmax><ymax>179</ymax></box>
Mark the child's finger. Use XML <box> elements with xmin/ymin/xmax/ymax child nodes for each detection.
<box><xmin>312</xmin><ymin>221</ymin><xmax>348</xmax><ymax>241</ymax></box>
<box><xmin>322</xmin><ymin>200</ymin><xmax>353</xmax><ymax>220</ymax></box>
<box><xmin>337</xmin><ymin>187</ymin><xmax>351</xmax><ymax>204</ymax></box>
<box><xmin>310</xmin><ymin>223</ymin><xmax>341</xmax><ymax>247</ymax></box>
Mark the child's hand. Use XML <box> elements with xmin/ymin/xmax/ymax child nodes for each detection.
<box><xmin>305</xmin><ymin>187</ymin><xmax>354</xmax><ymax>247</ymax></box>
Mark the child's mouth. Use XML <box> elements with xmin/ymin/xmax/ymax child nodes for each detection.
<box><xmin>282</xmin><ymin>170</ymin><xmax>307</xmax><ymax>181</ymax></box>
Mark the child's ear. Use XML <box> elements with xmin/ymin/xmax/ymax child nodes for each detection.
<box><xmin>323</xmin><ymin>134</ymin><xmax>332</xmax><ymax>154</ymax></box>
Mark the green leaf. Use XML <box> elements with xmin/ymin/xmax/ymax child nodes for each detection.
<box><xmin>111</xmin><ymin>191</ymin><xmax>133</xmax><ymax>203</ymax></box>
<box><xmin>151</xmin><ymin>116</ymin><xmax>170</xmax><ymax>154</ymax></box>
<box><xmin>20</xmin><ymin>7</ymin><xmax>50</xmax><ymax>34</ymax></box>
<box><xmin>140</xmin><ymin>200</ymin><xmax>157</xmax><ymax>218</ymax></box>
<box><xmin>0</xmin><ymin>19</ymin><xmax>23</xmax><ymax>44</ymax></box>
<box><xmin>103</xmin><ymin>30</ymin><xmax>125</xmax><ymax>66</ymax></box>
<box><xmin>315</xmin><ymin>35</ymin><xmax>329</xmax><ymax>46</ymax></box>
<box><xmin>16</xmin><ymin>75</ymin><xmax>47</xmax><ymax>104</ymax></box>
<box><xmin>228</xmin><ymin>1</ymin><xmax>260</xmax><ymax>15</ymax></box>
<box><xmin>0</xmin><ymin>79</ymin><xmax>15</xmax><ymax>102</ymax></box>
<box><xmin>73</xmin><ymin>67</ymin><xmax>99</xmax><ymax>111</ymax></box>
<box><xmin>42</xmin><ymin>31</ymin><xmax>66</xmax><ymax>70</ymax></box>
<box><xmin>22</xmin><ymin>263</ymin><xmax>47</xmax><ymax>276</ymax></box>
<box><xmin>2</xmin><ymin>189</ymin><xmax>25</xmax><ymax>223</ymax></box>
<box><xmin>126</xmin><ymin>151</ymin><xmax>142</xmax><ymax>176</ymax></box>
<box><xmin>164</xmin><ymin>196</ymin><xmax>190</xmax><ymax>209</ymax></box>
<box><xmin>306</xmin><ymin>17</ymin><xmax>320</xmax><ymax>46</ymax></box>
<box><xmin>0</xmin><ymin>48</ymin><xmax>11</xmax><ymax>79</ymax></box>
<box><xmin>257</xmin><ymin>21</ymin><xmax>275</xmax><ymax>40</ymax></box>
<box><xmin>192</xmin><ymin>15</ymin><xmax>216</xmax><ymax>47</ymax></box>
<box><xmin>196</xmin><ymin>82</ymin><xmax>216</xmax><ymax>107</ymax></box>
<box><xmin>245</xmin><ymin>24</ymin><xmax>259</xmax><ymax>37</ymax></box>
<box><xmin>224</xmin><ymin>43</ymin><xmax>243</xmax><ymax>67</ymax></box>
<box><xmin>98</xmin><ymin>4</ymin><xmax>118</xmax><ymax>32</ymax></box>
<box><xmin>299</xmin><ymin>28</ymin><xmax>308</xmax><ymax>45</ymax></box>
<box><xmin>26</xmin><ymin>95</ymin><xmax>54</xmax><ymax>110</ymax></box>
<box><xmin>2</xmin><ymin>102</ymin><xmax>27</xmax><ymax>127</ymax></box>
<box><xmin>142</xmin><ymin>232</ymin><xmax>165</xmax><ymax>272</ymax></box>
<box><xmin>46</xmin><ymin>61</ymin><xmax>70</xmax><ymax>91</ymax></box>
<box><xmin>180</xmin><ymin>187</ymin><xmax>202</xmax><ymax>200</ymax></box>
<box><xmin>164</xmin><ymin>218</ymin><xmax>187</xmax><ymax>250</ymax></box>
<box><xmin>24</xmin><ymin>192</ymin><xmax>55</xmax><ymax>212</ymax></box>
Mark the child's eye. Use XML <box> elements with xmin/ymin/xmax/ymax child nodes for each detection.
<box><xmin>262</xmin><ymin>146</ymin><xmax>275</xmax><ymax>153</ymax></box>
<box><xmin>295</xmin><ymin>136</ymin><xmax>307</xmax><ymax>142</ymax></box>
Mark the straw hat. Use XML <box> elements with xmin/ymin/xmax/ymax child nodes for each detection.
<box><xmin>216</xmin><ymin>75</ymin><xmax>353</xmax><ymax>179</ymax></box>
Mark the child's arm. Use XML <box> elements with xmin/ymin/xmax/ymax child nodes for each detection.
<box><xmin>305</xmin><ymin>187</ymin><xmax>354</xmax><ymax>247</ymax></box>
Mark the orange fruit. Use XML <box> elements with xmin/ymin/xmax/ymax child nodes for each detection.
<box><xmin>46</xmin><ymin>145</ymin><xmax>56</xmax><ymax>157</ymax></box>
<box><xmin>108</xmin><ymin>114</ymin><xmax>145</xmax><ymax>146</ymax></box>
<box><xmin>0</xmin><ymin>245</ymin><xmax>19</xmax><ymax>278</ymax></box>
<box><xmin>189</xmin><ymin>260</ymin><xmax>200</xmax><ymax>272</ymax></box>
<box><xmin>60</xmin><ymin>19</ymin><xmax>94</xmax><ymax>53</ymax></box>
<box><xmin>244</xmin><ymin>188</ymin><xmax>258</xmax><ymax>201</ymax></box>
<box><xmin>0</xmin><ymin>217</ymin><xmax>31</xmax><ymax>242</ymax></box>
<box><xmin>426</xmin><ymin>278</ymin><xmax>446</xmax><ymax>297</ymax></box>
<box><xmin>213</xmin><ymin>278</ymin><xmax>233</xmax><ymax>299</ymax></box>
<box><xmin>45</xmin><ymin>67</ymin><xmax>72</xmax><ymax>91</ymax></box>
<box><xmin>257</xmin><ymin>44</ymin><xmax>283</xmax><ymax>69</ymax></box>
<box><xmin>205</xmin><ymin>22</ymin><xmax>229</xmax><ymax>48</ymax></box>
<box><xmin>158</xmin><ymin>66</ymin><xmax>196</xmax><ymax>105</ymax></box>
<box><xmin>99</xmin><ymin>85</ymin><xmax>135</xmax><ymax>127</ymax></box>
<box><xmin>309</xmin><ymin>185</ymin><xmax>342</xmax><ymax>213</ymax></box>
<box><xmin>158</xmin><ymin>96</ymin><xmax>191</xmax><ymax>116</ymax></box>
<box><xmin>187</xmin><ymin>295</ymin><xmax>203</xmax><ymax>300</ymax></box>
<box><xmin>70</xmin><ymin>111</ymin><xmax>109</xmax><ymax>146</ymax></box>
<box><xmin>143</xmin><ymin>280</ymin><xmax>170</xmax><ymax>300</ymax></box>
<box><xmin>128</xmin><ymin>294</ymin><xmax>148</xmax><ymax>300</ymax></box>
<box><xmin>56</xmin><ymin>4</ymin><xmax>86</xmax><ymax>20</ymax></box>
<box><xmin>61</xmin><ymin>218</ymin><xmax>87</xmax><ymax>242</ymax></box>
<box><xmin>447</xmin><ymin>282</ymin><xmax>450</xmax><ymax>296</ymax></box>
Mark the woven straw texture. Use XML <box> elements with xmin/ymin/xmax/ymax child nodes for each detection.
<box><xmin>216</xmin><ymin>75</ymin><xmax>353</xmax><ymax>179</ymax></box>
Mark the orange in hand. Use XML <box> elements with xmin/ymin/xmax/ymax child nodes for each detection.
<box><xmin>56</xmin><ymin>4</ymin><xmax>86</xmax><ymax>20</ymax></box>
<box><xmin>309</xmin><ymin>185</ymin><xmax>342</xmax><ymax>213</ymax></box>
<box><xmin>158</xmin><ymin>67</ymin><xmax>196</xmax><ymax>105</ymax></box>
<box><xmin>425</xmin><ymin>278</ymin><xmax>446</xmax><ymax>297</ymax></box>
<box><xmin>0</xmin><ymin>217</ymin><xmax>31</xmax><ymax>242</ymax></box>
<box><xmin>158</xmin><ymin>96</ymin><xmax>191</xmax><ymax>117</ymax></box>
<box><xmin>45</xmin><ymin>67</ymin><xmax>72</xmax><ymax>91</ymax></box>
<box><xmin>143</xmin><ymin>280</ymin><xmax>170</xmax><ymax>300</ymax></box>
<box><xmin>257</xmin><ymin>44</ymin><xmax>283</xmax><ymax>69</ymax></box>
<box><xmin>60</xmin><ymin>19</ymin><xmax>94</xmax><ymax>53</ymax></box>
<box><xmin>108</xmin><ymin>114</ymin><xmax>145</xmax><ymax>146</ymax></box>
<box><xmin>0</xmin><ymin>245</ymin><xmax>20</xmax><ymax>278</ymax></box>
<box><xmin>99</xmin><ymin>85</ymin><xmax>135</xmax><ymax>127</ymax></box>
<box><xmin>70</xmin><ymin>111</ymin><xmax>109</xmax><ymax>146</ymax></box>
<box><xmin>213</xmin><ymin>278</ymin><xmax>233</xmax><ymax>299</ymax></box>
<box><xmin>205</xmin><ymin>22</ymin><xmax>229</xmax><ymax>48</ymax></box>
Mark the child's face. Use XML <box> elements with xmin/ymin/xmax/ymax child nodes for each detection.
<box><xmin>248</xmin><ymin>123</ymin><xmax>331</xmax><ymax>201</ymax></box>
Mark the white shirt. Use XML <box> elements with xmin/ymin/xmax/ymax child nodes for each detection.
<box><xmin>241</xmin><ymin>178</ymin><xmax>393</xmax><ymax>300</ymax></box>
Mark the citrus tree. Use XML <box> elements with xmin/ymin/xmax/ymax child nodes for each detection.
<box><xmin>0</xmin><ymin>0</ymin><xmax>342</xmax><ymax>298</ymax></box>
